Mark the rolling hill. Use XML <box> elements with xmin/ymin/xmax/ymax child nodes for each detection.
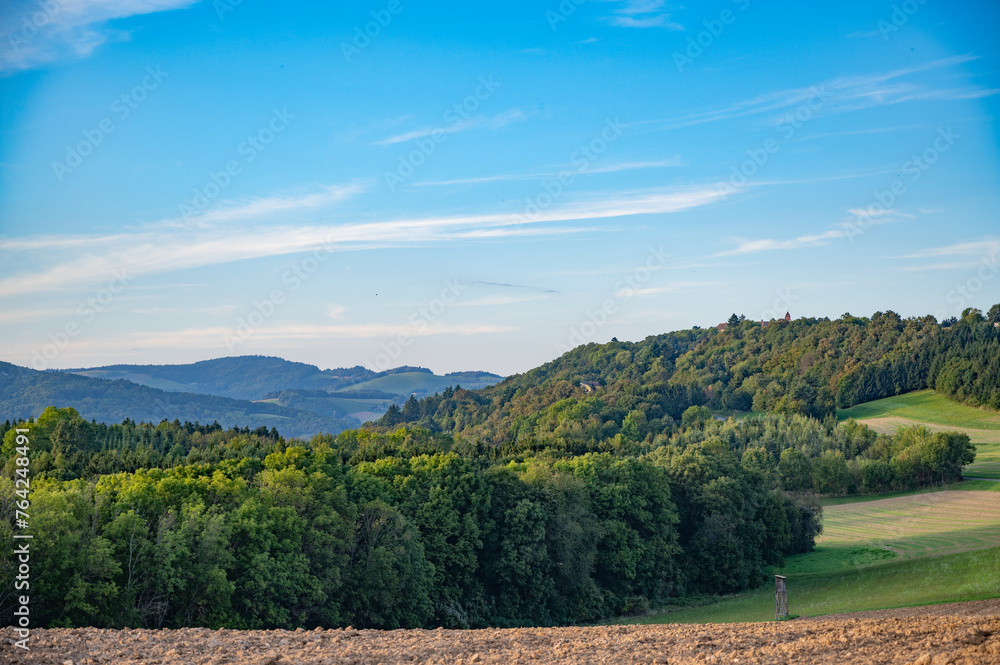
<box><xmin>0</xmin><ymin>361</ymin><xmax>354</xmax><ymax>438</ymax></box>
<box><xmin>0</xmin><ymin>356</ymin><xmax>504</xmax><ymax>437</ymax></box>
<box><xmin>60</xmin><ymin>356</ymin><xmax>377</xmax><ymax>401</ymax></box>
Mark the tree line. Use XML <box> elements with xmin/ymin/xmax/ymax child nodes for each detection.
<box><xmin>1</xmin><ymin>407</ymin><xmax>819</xmax><ymax>630</ymax></box>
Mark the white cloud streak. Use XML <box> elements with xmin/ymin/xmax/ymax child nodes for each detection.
<box><xmin>0</xmin><ymin>183</ymin><xmax>731</xmax><ymax>296</ymax></box>
<box><xmin>375</xmin><ymin>108</ymin><xmax>529</xmax><ymax>146</ymax></box>
<box><xmin>602</xmin><ymin>0</ymin><xmax>682</xmax><ymax>29</ymax></box>
<box><xmin>715</xmin><ymin>208</ymin><xmax>911</xmax><ymax>257</ymax></box>
<box><xmin>714</xmin><ymin>230</ymin><xmax>846</xmax><ymax>257</ymax></box>
<box><xmin>895</xmin><ymin>237</ymin><xmax>1000</xmax><ymax>271</ymax></box>
<box><xmin>1</xmin><ymin>0</ymin><xmax>197</xmax><ymax>74</ymax></box>
<box><xmin>413</xmin><ymin>158</ymin><xmax>683</xmax><ymax>187</ymax></box>
<box><xmin>637</xmin><ymin>55</ymin><xmax>992</xmax><ymax>132</ymax></box>
<box><xmin>613</xmin><ymin>281</ymin><xmax>719</xmax><ymax>297</ymax></box>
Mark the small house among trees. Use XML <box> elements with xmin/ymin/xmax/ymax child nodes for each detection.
<box><xmin>580</xmin><ymin>381</ymin><xmax>602</xmax><ymax>392</ymax></box>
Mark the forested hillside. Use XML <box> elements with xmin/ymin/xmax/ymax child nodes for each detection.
<box><xmin>0</xmin><ymin>407</ymin><xmax>820</xmax><ymax>629</ymax></box>
<box><xmin>377</xmin><ymin>307</ymin><xmax>1000</xmax><ymax>442</ymax></box>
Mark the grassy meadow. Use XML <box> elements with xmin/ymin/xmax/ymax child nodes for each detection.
<box><xmin>838</xmin><ymin>389</ymin><xmax>1000</xmax><ymax>430</ymax></box>
<box><xmin>630</xmin><ymin>484</ymin><xmax>1000</xmax><ymax>624</ymax></box>
<box><xmin>838</xmin><ymin>390</ymin><xmax>1000</xmax><ymax>480</ymax></box>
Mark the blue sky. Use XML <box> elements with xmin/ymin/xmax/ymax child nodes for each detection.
<box><xmin>0</xmin><ymin>0</ymin><xmax>998</xmax><ymax>376</ymax></box>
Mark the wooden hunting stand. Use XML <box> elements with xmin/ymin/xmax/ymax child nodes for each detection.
<box><xmin>775</xmin><ymin>575</ymin><xmax>788</xmax><ymax>620</ymax></box>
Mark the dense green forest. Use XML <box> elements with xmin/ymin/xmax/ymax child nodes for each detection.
<box><xmin>377</xmin><ymin>307</ymin><xmax>1000</xmax><ymax>441</ymax></box>
<box><xmin>0</xmin><ymin>403</ymin><xmax>974</xmax><ymax>630</ymax></box>
<box><xmin>1</xmin><ymin>407</ymin><xmax>821</xmax><ymax>629</ymax></box>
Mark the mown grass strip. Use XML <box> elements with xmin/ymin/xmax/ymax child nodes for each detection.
<box><xmin>629</xmin><ymin>546</ymin><xmax>1000</xmax><ymax>624</ymax></box>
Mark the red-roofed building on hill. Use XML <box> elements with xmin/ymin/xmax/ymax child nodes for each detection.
<box><xmin>759</xmin><ymin>312</ymin><xmax>791</xmax><ymax>328</ymax></box>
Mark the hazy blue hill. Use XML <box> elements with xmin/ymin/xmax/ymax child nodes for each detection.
<box><xmin>60</xmin><ymin>357</ymin><xmax>505</xmax><ymax>402</ymax></box>
<box><xmin>0</xmin><ymin>361</ymin><xmax>354</xmax><ymax>438</ymax></box>
<box><xmin>61</xmin><ymin>356</ymin><xmax>376</xmax><ymax>400</ymax></box>
<box><xmin>261</xmin><ymin>374</ymin><xmax>506</xmax><ymax>421</ymax></box>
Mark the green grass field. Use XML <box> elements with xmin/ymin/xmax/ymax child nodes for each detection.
<box><xmin>628</xmin><ymin>546</ymin><xmax>1000</xmax><ymax>624</ymax></box>
<box><xmin>817</xmin><ymin>478</ymin><xmax>1000</xmax><ymax>507</ymax></box>
<box><xmin>630</xmin><ymin>487</ymin><xmax>1000</xmax><ymax>624</ymax></box>
<box><xmin>617</xmin><ymin>391</ymin><xmax>1000</xmax><ymax>624</ymax></box>
<box><xmin>838</xmin><ymin>390</ymin><xmax>1000</xmax><ymax>479</ymax></box>
<box><xmin>838</xmin><ymin>390</ymin><xmax>1000</xmax><ymax>430</ymax></box>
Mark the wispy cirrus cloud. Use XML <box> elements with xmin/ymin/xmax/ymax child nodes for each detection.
<box><xmin>457</xmin><ymin>294</ymin><xmax>552</xmax><ymax>307</ymax></box>
<box><xmin>715</xmin><ymin>207</ymin><xmax>912</xmax><ymax>257</ymax></box>
<box><xmin>155</xmin><ymin>182</ymin><xmax>367</xmax><ymax>228</ymax></box>
<box><xmin>0</xmin><ymin>0</ymin><xmax>197</xmax><ymax>74</ymax></box>
<box><xmin>375</xmin><ymin>108</ymin><xmax>529</xmax><ymax>146</ymax></box>
<box><xmin>471</xmin><ymin>281</ymin><xmax>559</xmax><ymax>294</ymax></box>
<box><xmin>601</xmin><ymin>0</ymin><xmax>682</xmax><ymax>29</ymax></box>
<box><xmin>614</xmin><ymin>281</ymin><xmax>719</xmax><ymax>297</ymax></box>
<box><xmin>638</xmin><ymin>55</ymin><xmax>995</xmax><ymax>132</ymax></box>
<box><xmin>894</xmin><ymin>237</ymin><xmax>1000</xmax><ymax>271</ymax></box>
<box><xmin>413</xmin><ymin>158</ymin><xmax>683</xmax><ymax>187</ymax></box>
<box><xmin>714</xmin><ymin>230</ymin><xmax>846</xmax><ymax>257</ymax></box>
<box><xmin>0</xmin><ymin>182</ymin><xmax>731</xmax><ymax>296</ymax></box>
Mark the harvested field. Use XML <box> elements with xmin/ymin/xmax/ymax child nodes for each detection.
<box><xmin>852</xmin><ymin>417</ymin><xmax>1000</xmax><ymax>443</ymax></box>
<box><xmin>6</xmin><ymin>610</ymin><xmax>999</xmax><ymax>665</ymax></box>
<box><xmin>818</xmin><ymin>490</ymin><xmax>1000</xmax><ymax>559</ymax></box>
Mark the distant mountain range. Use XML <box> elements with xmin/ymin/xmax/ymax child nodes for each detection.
<box><xmin>0</xmin><ymin>356</ymin><xmax>503</xmax><ymax>438</ymax></box>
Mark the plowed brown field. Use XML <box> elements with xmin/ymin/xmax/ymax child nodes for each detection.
<box><xmin>5</xmin><ymin>601</ymin><xmax>999</xmax><ymax>665</ymax></box>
